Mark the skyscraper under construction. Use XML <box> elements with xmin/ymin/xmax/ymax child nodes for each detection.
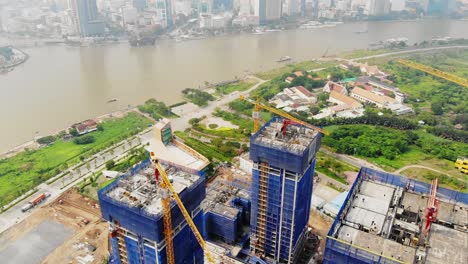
<box><xmin>249</xmin><ymin>117</ymin><xmax>321</xmax><ymax>263</ymax></box>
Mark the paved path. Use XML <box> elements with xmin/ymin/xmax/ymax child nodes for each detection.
<box><xmin>0</xmin><ymin>129</ymin><xmax>153</xmax><ymax>234</ymax></box>
<box><xmin>348</xmin><ymin>45</ymin><xmax>468</xmax><ymax>62</ymax></box>
<box><xmin>394</xmin><ymin>164</ymin><xmax>451</xmax><ymax>176</ymax></box>
<box><xmin>171</xmin><ymin>76</ymin><xmax>268</xmax><ymax>132</ymax></box>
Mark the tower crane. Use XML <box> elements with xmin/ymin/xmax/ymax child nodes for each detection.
<box><xmin>151</xmin><ymin>156</ymin><xmax>216</xmax><ymax>264</ymax></box>
<box><xmin>239</xmin><ymin>95</ymin><xmax>330</xmax><ymax>135</ymax></box>
<box><xmin>424</xmin><ymin>178</ymin><xmax>439</xmax><ymax>234</ymax></box>
<box><xmin>397</xmin><ymin>59</ymin><xmax>468</xmax><ymax>88</ymax></box>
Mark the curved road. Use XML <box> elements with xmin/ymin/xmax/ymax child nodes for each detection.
<box><xmin>394</xmin><ymin>164</ymin><xmax>453</xmax><ymax>176</ymax></box>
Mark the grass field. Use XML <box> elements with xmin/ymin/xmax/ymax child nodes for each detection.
<box><xmin>340</xmin><ymin>48</ymin><xmax>393</xmax><ymax>59</ymax></box>
<box><xmin>255</xmin><ymin>60</ymin><xmax>336</xmax><ymax>80</ymax></box>
<box><xmin>215</xmin><ymin>79</ymin><xmax>258</xmax><ymax>95</ymax></box>
<box><xmin>0</xmin><ymin>112</ymin><xmax>152</xmax><ymax>206</ymax></box>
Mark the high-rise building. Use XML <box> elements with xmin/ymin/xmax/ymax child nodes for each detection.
<box><xmin>367</xmin><ymin>0</ymin><xmax>391</xmax><ymax>15</ymax></box>
<box><xmin>283</xmin><ymin>0</ymin><xmax>302</xmax><ymax>16</ymax></box>
<box><xmin>256</xmin><ymin>0</ymin><xmax>282</xmax><ymax>23</ymax></box>
<box><xmin>249</xmin><ymin>118</ymin><xmax>321</xmax><ymax>263</ymax></box>
<box><xmin>133</xmin><ymin>0</ymin><xmax>148</xmax><ymax>10</ymax></box>
<box><xmin>70</xmin><ymin>0</ymin><xmax>105</xmax><ymax>36</ymax></box>
<box><xmin>423</xmin><ymin>0</ymin><xmax>456</xmax><ymax>15</ymax></box>
<box><xmin>390</xmin><ymin>0</ymin><xmax>406</xmax><ymax>11</ymax></box>
<box><xmin>156</xmin><ymin>0</ymin><xmax>175</xmax><ymax>27</ymax></box>
<box><xmin>99</xmin><ymin>161</ymin><xmax>206</xmax><ymax>264</ymax></box>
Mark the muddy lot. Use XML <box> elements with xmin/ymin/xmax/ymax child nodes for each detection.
<box><xmin>0</xmin><ymin>189</ymin><xmax>109</xmax><ymax>264</ymax></box>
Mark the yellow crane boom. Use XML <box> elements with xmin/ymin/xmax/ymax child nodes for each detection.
<box><xmin>240</xmin><ymin>95</ymin><xmax>330</xmax><ymax>135</ymax></box>
<box><xmin>397</xmin><ymin>59</ymin><xmax>468</xmax><ymax>88</ymax></box>
<box><xmin>153</xmin><ymin>159</ymin><xmax>216</xmax><ymax>264</ymax></box>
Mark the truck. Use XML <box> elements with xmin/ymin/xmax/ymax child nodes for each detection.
<box><xmin>21</xmin><ymin>192</ymin><xmax>51</xmax><ymax>212</ymax></box>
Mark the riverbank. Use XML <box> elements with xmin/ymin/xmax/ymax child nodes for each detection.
<box><xmin>0</xmin><ymin>46</ymin><xmax>29</xmax><ymax>71</ymax></box>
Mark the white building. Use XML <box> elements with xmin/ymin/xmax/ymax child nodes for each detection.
<box><xmin>390</xmin><ymin>0</ymin><xmax>406</xmax><ymax>11</ymax></box>
<box><xmin>283</xmin><ymin>0</ymin><xmax>302</xmax><ymax>16</ymax></box>
<box><xmin>367</xmin><ymin>0</ymin><xmax>391</xmax><ymax>15</ymax></box>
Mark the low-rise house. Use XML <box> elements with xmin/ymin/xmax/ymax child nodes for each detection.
<box><xmin>323</xmin><ymin>81</ymin><xmax>348</xmax><ymax>95</ymax></box>
<box><xmin>350</xmin><ymin>87</ymin><xmax>397</xmax><ymax>108</ymax></box>
<box><xmin>74</xmin><ymin>120</ymin><xmax>98</xmax><ymax>135</ymax></box>
<box><xmin>329</xmin><ymin>91</ymin><xmax>363</xmax><ymax>109</ymax></box>
<box><xmin>269</xmin><ymin>86</ymin><xmax>317</xmax><ymax>113</ymax></box>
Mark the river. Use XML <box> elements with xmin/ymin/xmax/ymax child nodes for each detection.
<box><xmin>1</xmin><ymin>19</ymin><xmax>468</xmax><ymax>153</ymax></box>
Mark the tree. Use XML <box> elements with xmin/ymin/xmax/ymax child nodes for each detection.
<box><xmin>431</xmin><ymin>102</ymin><xmax>444</xmax><ymax>115</ymax></box>
<box><xmin>97</xmin><ymin>124</ymin><xmax>104</xmax><ymax>131</ymax></box>
<box><xmin>69</xmin><ymin>127</ymin><xmax>79</xmax><ymax>137</ymax></box>
<box><xmin>73</xmin><ymin>135</ymin><xmax>95</xmax><ymax>145</ymax></box>
<box><xmin>37</xmin><ymin>136</ymin><xmax>56</xmax><ymax>145</ymax></box>
<box><xmin>106</xmin><ymin>160</ymin><xmax>116</xmax><ymax>170</ymax></box>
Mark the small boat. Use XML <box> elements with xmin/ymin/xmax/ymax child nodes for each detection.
<box><xmin>354</xmin><ymin>30</ymin><xmax>368</xmax><ymax>34</ymax></box>
<box><xmin>107</xmin><ymin>98</ymin><xmax>117</xmax><ymax>103</ymax></box>
<box><xmin>277</xmin><ymin>56</ymin><xmax>292</xmax><ymax>63</ymax></box>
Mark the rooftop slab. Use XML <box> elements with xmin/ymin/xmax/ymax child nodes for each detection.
<box><xmin>146</xmin><ymin>138</ymin><xmax>208</xmax><ymax>171</ymax></box>
<box><xmin>426</xmin><ymin>224</ymin><xmax>468</xmax><ymax>264</ymax></box>
<box><xmin>337</xmin><ymin>225</ymin><xmax>416</xmax><ymax>263</ymax></box>
<box><xmin>105</xmin><ymin>166</ymin><xmax>200</xmax><ymax>216</ymax></box>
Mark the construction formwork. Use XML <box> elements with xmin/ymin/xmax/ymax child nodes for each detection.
<box><xmin>203</xmin><ymin>180</ymin><xmax>251</xmax><ymax>245</ymax></box>
<box><xmin>99</xmin><ymin>159</ymin><xmax>206</xmax><ymax>264</ymax></box>
<box><xmin>323</xmin><ymin>167</ymin><xmax>468</xmax><ymax>264</ymax></box>
<box><xmin>249</xmin><ymin>117</ymin><xmax>321</xmax><ymax>264</ymax></box>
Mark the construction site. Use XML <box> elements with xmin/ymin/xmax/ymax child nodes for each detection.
<box><xmin>324</xmin><ymin>167</ymin><xmax>468</xmax><ymax>264</ymax></box>
<box><xmin>0</xmin><ymin>189</ymin><xmax>109</xmax><ymax>264</ymax></box>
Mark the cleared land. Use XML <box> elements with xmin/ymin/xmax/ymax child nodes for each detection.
<box><xmin>0</xmin><ymin>189</ymin><xmax>108</xmax><ymax>264</ymax></box>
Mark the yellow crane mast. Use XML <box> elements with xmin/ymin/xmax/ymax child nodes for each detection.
<box><xmin>239</xmin><ymin>95</ymin><xmax>330</xmax><ymax>135</ymax></box>
<box><xmin>152</xmin><ymin>158</ymin><xmax>216</xmax><ymax>264</ymax></box>
<box><xmin>397</xmin><ymin>59</ymin><xmax>468</xmax><ymax>88</ymax></box>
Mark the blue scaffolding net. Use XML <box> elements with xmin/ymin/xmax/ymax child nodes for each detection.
<box><xmin>324</xmin><ymin>167</ymin><xmax>468</xmax><ymax>264</ymax></box>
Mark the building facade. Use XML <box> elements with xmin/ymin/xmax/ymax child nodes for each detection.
<box><xmin>256</xmin><ymin>0</ymin><xmax>282</xmax><ymax>24</ymax></box>
<box><xmin>99</xmin><ymin>161</ymin><xmax>205</xmax><ymax>264</ymax></box>
<box><xmin>70</xmin><ymin>0</ymin><xmax>105</xmax><ymax>36</ymax></box>
<box><xmin>249</xmin><ymin>118</ymin><xmax>321</xmax><ymax>263</ymax></box>
<box><xmin>155</xmin><ymin>0</ymin><xmax>175</xmax><ymax>27</ymax></box>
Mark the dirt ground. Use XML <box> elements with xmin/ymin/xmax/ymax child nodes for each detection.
<box><xmin>0</xmin><ymin>189</ymin><xmax>109</xmax><ymax>264</ymax></box>
<box><xmin>309</xmin><ymin>210</ymin><xmax>333</xmax><ymax>259</ymax></box>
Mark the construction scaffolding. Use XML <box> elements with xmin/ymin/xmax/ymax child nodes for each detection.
<box><xmin>203</xmin><ymin>180</ymin><xmax>251</xmax><ymax>244</ymax></box>
<box><xmin>250</xmin><ymin>117</ymin><xmax>321</xmax><ymax>264</ymax></box>
<box><xmin>99</xmin><ymin>160</ymin><xmax>206</xmax><ymax>264</ymax></box>
<box><xmin>324</xmin><ymin>167</ymin><xmax>468</xmax><ymax>264</ymax></box>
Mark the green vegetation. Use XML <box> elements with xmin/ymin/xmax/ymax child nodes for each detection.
<box><xmin>316</xmin><ymin>152</ymin><xmax>359</xmax><ymax>184</ymax></box>
<box><xmin>255</xmin><ymin>60</ymin><xmax>336</xmax><ymax>80</ymax></box>
<box><xmin>37</xmin><ymin>135</ymin><xmax>56</xmax><ymax>145</ymax></box>
<box><xmin>73</xmin><ymin>135</ymin><xmax>95</xmax><ymax>145</ymax></box>
<box><xmin>106</xmin><ymin>147</ymin><xmax>148</xmax><ymax>172</ymax></box>
<box><xmin>323</xmin><ymin>125</ymin><xmax>413</xmax><ymax>160</ymax></box>
<box><xmin>215</xmin><ymin>79</ymin><xmax>257</xmax><ymax>95</ymax></box>
<box><xmin>340</xmin><ymin>48</ymin><xmax>393</xmax><ymax>59</ymax></box>
<box><xmin>175</xmin><ymin>131</ymin><xmax>234</xmax><ymax>162</ymax></box>
<box><xmin>0</xmin><ymin>113</ymin><xmax>152</xmax><ymax>205</ymax></box>
<box><xmin>403</xmin><ymin>168</ymin><xmax>467</xmax><ymax>193</ymax></box>
<box><xmin>182</xmin><ymin>88</ymin><xmax>215</xmax><ymax>107</ymax></box>
<box><xmin>138</xmin><ymin>99</ymin><xmax>178</xmax><ymax>120</ymax></box>
<box><xmin>0</xmin><ymin>46</ymin><xmax>13</xmax><ymax>60</ymax></box>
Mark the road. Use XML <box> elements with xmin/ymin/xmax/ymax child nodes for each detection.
<box><xmin>394</xmin><ymin>164</ymin><xmax>452</xmax><ymax>176</ymax></box>
<box><xmin>348</xmin><ymin>45</ymin><xmax>468</xmax><ymax>62</ymax></box>
<box><xmin>0</xmin><ymin>128</ymin><xmax>153</xmax><ymax>234</ymax></box>
<box><xmin>0</xmin><ymin>77</ymin><xmax>268</xmax><ymax>234</ymax></box>
<box><xmin>171</xmin><ymin>76</ymin><xmax>268</xmax><ymax>132</ymax></box>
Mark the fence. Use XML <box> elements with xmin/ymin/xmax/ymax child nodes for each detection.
<box><xmin>98</xmin><ymin>159</ymin><xmax>206</xmax><ymax>244</ymax></box>
<box><xmin>324</xmin><ymin>167</ymin><xmax>468</xmax><ymax>264</ymax></box>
